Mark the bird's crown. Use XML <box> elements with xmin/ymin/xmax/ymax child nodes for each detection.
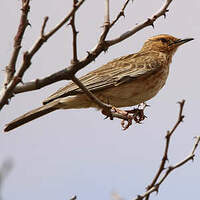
<box><xmin>141</xmin><ymin>34</ymin><xmax>193</xmax><ymax>55</ymax></box>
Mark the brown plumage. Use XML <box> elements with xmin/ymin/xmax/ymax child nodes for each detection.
<box><xmin>4</xmin><ymin>34</ymin><xmax>193</xmax><ymax>132</ymax></box>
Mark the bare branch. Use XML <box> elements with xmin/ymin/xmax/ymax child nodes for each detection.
<box><xmin>110</xmin><ymin>0</ymin><xmax>132</xmax><ymax>28</ymax></box>
<box><xmin>71</xmin><ymin>76</ymin><xmax>111</xmax><ymax>110</ymax></box>
<box><xmin>13</xmin><ymin>69</ymin><xmax>69</xmax><ymax>94</ymax></box>
<box><xmin>156</xmin><ymin>135</ymin><xmax>200</xmax><ymax>187</ymax></box>
<box><xmin>4</xmin><ymin>0</ymin><xmax>30</xmax><ymax>87</ymax></box>
<box><xmin>144</xmin><ymin>100</ymin><xmax>185</xmax><ymax>200</ymax></box>
<box><xmin>44</xmin><ymin>0</ymin><xmax>85</xmax><ymax>39</ymax></box>
<box><xmin>104</xmin><ymin>0</ymin><xmax>110</xmax><ymax>26</ymax></box>
<box><xmin>98</xmin><ymin>0</ymin><xmax>111</xmax><ymax>43</ymax></box>
<box><xmin>12</xmin><ymin>0</ymin><xmax>174</xmax><ymax>97</ymax></box>
<box><xmin>41</xmin><ymin>16</ymin><xmax>49</xmax><ymax>37</ymax></box>
<box><xmin>107</xmin><ymin>0</ymin><xmax>173</xmax><ymax>46</ymax></box>
<box><xmin>133</xmin><ymin>136</ymin><xmax>200</xmax><ymax>200</ymax></box>
<box><xmin>130</xmin><ymin>100</ymin><xmax>200</xmax><ymax>200</ymax></box>
<box><xmin>0</xmin><ymin>0</ymin><xmax>173</xmax><ymax>116</ymax></box>
<box><xmin>191</xmin><ymin>136</ymin><xmax>200</xmax><ymax>154</ymax></box>
<box><xmin>0</xmin><ymin>0</ymin><xmax>86</xmax><ymax>110</ymax></box>
<box><xmin>70</xmin><ymin>0</ymin><xmax>79</xmax><ymax>64</ymax></box>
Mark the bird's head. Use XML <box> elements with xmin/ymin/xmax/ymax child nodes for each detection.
<box><xmin>141</xmin><ymin>34</ymin><xmax>193</xmax><ymax>55</ymax></box>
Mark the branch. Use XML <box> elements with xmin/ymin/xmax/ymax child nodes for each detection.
<box><xmin>70</xmin><ymin>0</ymin><xmax>79</xmax><ymax>64</ymax></box>
<box><xmin>4</xmin><ymin>0</ymin><xmax>30</xmax><ymax>88</ymax></box>
<box><xmin>110</xmin><ymin>0</ymin><xmax>132</xmax><ymax>28</ymax></box>
<box><xmin>130</xmin><ymin>100</ymin><xmax>200</xmax><ymax>200</ymax></box>
<box><xmin>107</xmin><ymin>0</ymin><xmax>173</xmax><ymax>46</ymax></box>
<box><xmin>71</xmin><ymin>76</ymin><xmax>111</xmax><ymax>110</ymax></box>
<box><xmin>12</xmin><ymin>0</ymin><xmax>174</xmax><ymax>96</ymax></box>
<box><xmin>133</xmin><ymin>138</ymin><xmax>200</xmax><ymax>200</ymax></box>
<box><xmin>1</xmin><ymin>0</ymin><xmax>173</xmax><ymax>120</ymax></box>
<box><xmin>0</xmin><ymin>0</ymin><xmax>86</xmax><ymax>110</ymax></box>
<box><xmin>98</xmin><ymin>0</ymin><xmax>111</xmax><ymax>44</ymax></box>
<box><xmin>144</xmin><ymin>100</ymin><xmax>185</xmax><ymax>200</ymax></box>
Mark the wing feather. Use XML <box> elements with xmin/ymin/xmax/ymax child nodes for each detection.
<box><xmin>43</xmin><ymin>52</ymin><xmax>162</xmax><ymax>104</ymax></box>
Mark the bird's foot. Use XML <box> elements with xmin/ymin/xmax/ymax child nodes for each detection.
<box><xmin>121</xmin><ymin>103</ymin><xmax>149</xmax><ymax>130</ymax></box>
<box><xmin>102</xmin><ymin>106</ymin><xmax>114</xmax><ymax>120</ymax></box>
<box><xmin>102</xmin><ymin>103</ymin><xmax>149</xmax><ymax>130</ymax></box>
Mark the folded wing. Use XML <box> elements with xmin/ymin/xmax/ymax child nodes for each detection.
<box><xmin>43</xmin><ymin>52</ymin><xmax>162</xmax><ymax>104</ymax></box>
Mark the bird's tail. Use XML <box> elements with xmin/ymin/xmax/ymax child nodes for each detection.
<box><xmin>4</xmin><ymin>100</ymin><xmax>60</xmax><ymax>132</ymax></box>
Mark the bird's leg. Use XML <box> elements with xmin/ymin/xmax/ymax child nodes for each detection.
<box><xmin>102</xmin><ymin>103</ymin><xmax>149</xmax><ymax>130</ymax></box>
<box><xmin>102</xmin><ymin>106</ymin><xmax>113</xmax><ymax>120</ymax></box>
<box><xmin>102</xmin><ymin>106</ymin><xmax>127</xmax><ymax>120</ymax></box>
<box><xmin>111</xmin><ymin>106</ymin><xmax>128</xmax><ymax>115</ymax></box>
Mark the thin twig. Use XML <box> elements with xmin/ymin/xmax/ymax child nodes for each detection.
<box><xmin>0</xmin><ymin>0</ymin><xmax>85</xmax><ymax>110</ymax></box>
<box><xmin>110</xmin><ymin>0</ymin><xmax>132</xmax><ymax>28</ymax></box>
<box><xmin>45</xmin><ymin>0</ymin><xmax>85</xmax><ymax>39</ymax></box>
<box><xmin>133</xmin><ymin>137</ymin><xmax>200</xmax><ymax>200</ymax></box>
<box><xmin>104</xmin><ymin>0</ymin><xmax>110</xmax><ymax>26</ymax></box>
<box><xmin>99</xmin><ymin>0</ymin><xmax>111</xmax><ymax>43</ymax></box>
<box><xmin>4</xmin><ymin>0</ymin><xmax>30</xmax><ymax>88</ymax></box>
<box><xmin>12</xmin><ymin>0</ymin><xmax>174</xmax><ymax>96</ymax></box>
<box><xmin>144</xmin><ymin>100</ymin><xmax>185</xmax><ymax>200</ymax></box>
<box><xmin>131</xmin><ymin>100</ymin><xmax>200</xmax><ymax>200</ymax></box>
<box><xmin>1</xmin><ymin>0</ymin><xmax>173</xmax><ymax>120</ymax></box>
<box><xmin>71</xmin><ymin>76</ymin><xmax>111</xmax><ymax>110</ymax></box>
<box><xmin>107</xmin><ymin>0</ymin><xmax>173</xmax><ymax>46</ymax></box>
<box><xmin>191</xmin><ymin>136</ymin><xmax>200</xmax><ymax>154</ymax></box>
<box><xmin>41</xmin><ymin>16</ymin><xmax>49</xmax><ymax>37</ymax></box>
<box><xmin>70</xmin><ymin>0</ymin><xmax>79</xmax><ymax>64</ymax></box>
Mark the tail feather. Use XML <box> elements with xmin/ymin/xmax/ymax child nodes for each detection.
<box><xmin>4</xmin><ymin>101</ymin><xmax>59</xmax><ymax>132</ymax></box>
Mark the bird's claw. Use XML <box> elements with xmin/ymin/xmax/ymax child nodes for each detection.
<box><xmin>121</xmin><ymin>105</ymin><xmax>148</xmax><ymax>130</ymax></box>
<box><xmin>102</xmin><ymin>104</ymin><xmax>148</xmax><ymax>130</ymax></box>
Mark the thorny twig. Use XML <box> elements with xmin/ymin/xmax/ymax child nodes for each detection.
<box><xmin>130</xmin><ymin>100</ymin><xmax>200</xmax><ymax>200</ymax></box>
<box><xmin>70</xmin><ymin>0</ymin><xmax>79</xmax><ymax>64</ymax></box>
<box><xmin>0</xmin><ymin>0</ymin><xmax>85</xmax><ymax>110</ymax></box>
<box><xmin>12</xmin><ymin>0</ymin><xmax>173</xmax><ymax>95</ymax></box>
<box><xmin>3</xmin><ymin>0</ymin><xmax>30</xmax><ymax>90</ymax></box>
<box><xmin>1</xmin><ymin>0</ymin><xmax>173</xmax><ymax>123</ymax></box>
<box><xmin>107</xmin><ymin>0</ymin><xmax>173</xmax><ymax>46</ymax></box>
<box><xmin>110</xmin><ymin>0</ymin><xmax>133</xmax><ymax>27</ymax></box>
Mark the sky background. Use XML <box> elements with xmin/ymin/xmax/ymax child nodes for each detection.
<box><xmin>0</xmin><ymin>0</ymin><xmax>200</xmax><ymax>200</ymax></box>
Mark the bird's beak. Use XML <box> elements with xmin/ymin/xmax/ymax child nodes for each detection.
<box><xmin>171</xmin><ymin>38</ymin><xmax>194</xmax><ymax>46</ymax></box>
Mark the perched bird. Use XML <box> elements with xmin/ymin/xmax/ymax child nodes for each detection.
<box><xmin>4</xmin><ymin>34</ymin><xmax>193</xmax><ymax>132</ymax></box>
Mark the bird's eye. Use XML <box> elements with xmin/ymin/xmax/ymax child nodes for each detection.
<box><xmin>160</xmin><ymin>38</ymin><xmax>168</xmax><ymax>43</ymax></box>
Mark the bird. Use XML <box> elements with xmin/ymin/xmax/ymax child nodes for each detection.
<box><xmin>4</xmin><ymin>34</ymin><xmax>193</xmax><ymax>132</ymax></box>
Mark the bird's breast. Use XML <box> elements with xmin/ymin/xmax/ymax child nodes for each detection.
<box><xmin>96</xmin><ymin>64</ymin><xmax>170</xmax><ymax>108</ymax></box>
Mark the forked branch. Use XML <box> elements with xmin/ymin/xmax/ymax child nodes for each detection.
<box><xmin>0</xmin><ymin>0</ymin><xmax>85</xmax><ymax>110</ymax></box>
<box><xmin>4</xmin><ymin>0</ymin><xmax>30</xmax><ymax>88</ymax></box>
<box><xmin>130</xmin><ymin>100</ymin><xmax>200</xmax><ymax>200</ymax></box>
<box><xmin>12</xmin><ymin>0</ymin><xmax>173</xmax><ymax>96</ymax></box>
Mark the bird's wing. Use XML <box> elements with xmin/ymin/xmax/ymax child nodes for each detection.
<box><xmin>43</xmin><ymin>52</ymin><xmax>162</xmax><ymax>104</ymax></box>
